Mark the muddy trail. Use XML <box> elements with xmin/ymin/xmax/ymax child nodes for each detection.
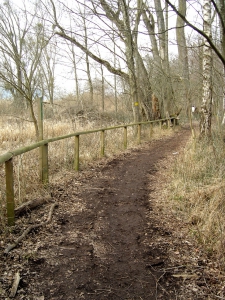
<box><xmin>1</xmin><ymin>126</ymin><xmax>222</xmax><ymax>299</ymax></box>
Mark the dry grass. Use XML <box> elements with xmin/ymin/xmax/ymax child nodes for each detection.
<box><xmin>0</xmin><ymin>99</ymin><xmax>174</xmax><ymax>228</ymax></box>
<box><xmin>166</xmin><ymin>127</ymin><xmax>225</xmax><ymax>267</ymax></box>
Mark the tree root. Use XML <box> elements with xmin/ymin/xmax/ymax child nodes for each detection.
<box><xmin>4</xmin><ymin>202</ymin><xmax>58</xmax><ymax>254</ymax></box>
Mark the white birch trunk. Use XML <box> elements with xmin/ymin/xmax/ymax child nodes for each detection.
<box><xmin>219</xmin><ymin>0</ymin><xmax>225</xmax><ymax>125</ymax></box>
<box><xmin>200</xmin><ymin>0</ymin><xmax>212</xmax><ymax>136</ymax></box>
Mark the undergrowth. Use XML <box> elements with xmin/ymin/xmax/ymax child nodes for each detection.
<box><xmin>167</xmin><ymin>127</ymin><xmax>225</xmax><ymax>268</ymax></box>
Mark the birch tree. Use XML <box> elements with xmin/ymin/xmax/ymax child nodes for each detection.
<box><xmin>200</xmin><ymin>0</ymin><xmax>212</xmax><ymax>136</ymax></box>
<box><xmin>217</xmin><ymin>0</ymin><xmax>225</xmax><ymax>124</ymax></box>
<box><xmin>166</xmin><ymin>0</ymin><xmax>225</xmax><ymax>134</ymax></box>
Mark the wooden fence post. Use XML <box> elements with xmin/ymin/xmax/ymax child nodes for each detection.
<box><xmin>42</xmin><ymin>143</ymin><xmax>49</xmax><ymax>184</ymax></box>
<box><xmin>100</xmin><ymin>130</ymin><xmax>105</xmax><ymax>157</ymax></box>
<box><xmin>74</xmin><ymin>135</ymin><xmax>79</xmax><ymax>171</ymax></box>
<box><xmin>173</xmin><ymin>118</ymin><xmax>177</xmax><ymax>127</ymax></box>
<box><xmin>38</xmin><ymin>96</ymin><xmax>44</xmax><ymax>182</ymax></box>
<box><xmin>138</xmin><ymin>124</ymin><xmax>141</xmax><ymax>144</ymax></box>
<box><xmin>167</xmin><ymin>119</ymin><xmax>170</xmax><ymax>128</ymax></box>
<box><xmin>5</xmin><ymin>158</ymin><xmax>15</xmax><ymax>226</ymax></box>
<box><xmin>149</xmin><ymin>123</ymin><xmax>153</xmax><ymax>138</ymax></box>
<box><xmin>123</xmin><ymin>126</ymin><xmax>127</xmax><ymax>149</ymax></box>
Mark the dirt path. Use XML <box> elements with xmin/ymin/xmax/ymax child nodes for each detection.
<box><xmin>1</xmin><ymin>127</ymin><xmax>221</xmax><ymax>299</ymax></box>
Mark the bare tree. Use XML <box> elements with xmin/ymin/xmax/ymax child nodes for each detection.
<box><xmin>82</xmin><ymin>7</ymin><xmax>94</xmax><ymax>103</ymax></box>
<box><xmin>0</xmin><ymin>0</ymin><xmax>50</xmax><ymax>137</ymax></box>
<box><xmin>142</xmin><ymin>0</ymin><xmax>176</xmax><ymax>117</ymax></box>
<box><xmin>166</xmin><ymin>0</ymin><xmax>225</xmax><ymax>135</ymax></box>
<box><xmin>39</xmin><ymin>37</ymin><xmax>57</xmax><ymax>104</ymax></box>
<box><xmin>48</xmin><ymin>0</ymin><xmax>156</xmax><ymax>122</ymax></box>
<box><xmin>176</xmin><ymin>0</ymin><xmax>190</xmax><ymax>109</ymax></box>
<box><xmin>153</xmin><ymin>0</ymin><xmax>175</xmax><ymax>114</ymax></box>
<box><xmin>98</xmin><ymin>0</ymin><xmax>141</xmax><ymax>121</ymax></box>
<box><xmin>165</xmin><ymin>0</ymin><xmax>225</xmax><ymax>66</ymax></box>
<box><xmin>67</xmin><ymin>43</ymin><xmax>81</xmax><ymax>103</ymax></box>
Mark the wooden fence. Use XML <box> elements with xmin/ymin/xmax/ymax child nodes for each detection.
<box><xmin>0</xmin><ymin>117</ymin><xmax>176</xmax><ymax>226</ymax></box>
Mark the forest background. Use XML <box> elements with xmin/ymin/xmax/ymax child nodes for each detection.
<box><xmin>1</xmin><ymin>0</ymin><xmax>224</xmax><ymax>137</ymax></box>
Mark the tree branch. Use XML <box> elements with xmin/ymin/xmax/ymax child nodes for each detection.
<box><xmin>211</xmin><ymin>0</ymin><xmax>225</xmax><ymax>34</ymax></box>
<box><xmin>55</xmin><ymin>31</ymin><xmax>129</xmax><ymax>79</ymax></box>
<box><xmin>49</xmin><ymin>0</ymin><xmax>129</xmax><ymax>80</ymax></box>
<box><xmin>165</xmin><ymin>0</ymin><xmax>225</xmax><ymax>66</ymax></box>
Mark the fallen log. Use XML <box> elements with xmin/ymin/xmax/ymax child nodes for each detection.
<box><xmin>15</xmin><ymin>197</ymin><xmax>52</xmax><ymax>217</ymax></box>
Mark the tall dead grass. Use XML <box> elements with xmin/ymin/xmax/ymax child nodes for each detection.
<box><xmin>167</xmin><ymin>128</ymin><xmax>225</xmax><ymax>267</ymax></box>
<box><xmin>0</xmin><ymin>99</ymin><xmax>174</xmax><ymax>228</ymax></box>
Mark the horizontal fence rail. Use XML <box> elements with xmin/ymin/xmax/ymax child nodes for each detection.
<box><xmin>0</xmin><ymin>118</ymin><xmax>176</xmax><ymax>225</ymax></box>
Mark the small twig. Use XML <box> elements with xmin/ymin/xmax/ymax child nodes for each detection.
<box><xmin>202</xmin><ymin>276</ymin><xmax>224</xmax><ymax>299</ymax></box>
<box><xmin>163</xmin><ymin>265</ymin><xmax>186</xmax><ymax>271</ymax></box>
<box><xmin>87</xmin><ymin>288</ymin><xmax>123</xmax><ymax>299</ymax></box>
<box><xmin>4</xmin><ymin>202</ymin><xmax>58</xmax><ymax>254</ymax></box>
<box><xmin>147</xmin><ymin>268</ymin><xmax>169</xmax><ymax>298</ymax></box>
<box><xmin>107</xmin><ymin>241</ymin><xmax>116</xmax><ymax>250</ymax></box>
<box><xmin>4</xmin><ymin>114</ymin><xmax>34</xmax><ymax>123</ymax></box>
<box><xmin>156</xmin><ymin>271</ymin><xmax>169</xmax><ymax>296</ymax></box>
<box><xmin>214</xmin><ymin>295</ymin><xmax>225</xmax><ymax>299</ymax></box>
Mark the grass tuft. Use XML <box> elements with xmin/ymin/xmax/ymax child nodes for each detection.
<box><xmin>167</xmin><ymin>128</ymin><xmax>225</xmax><ymax>267</ymax></box>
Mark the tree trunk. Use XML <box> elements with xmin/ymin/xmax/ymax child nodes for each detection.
<box><xmin>100</xmin><ymin>64</ymin><xmax>105</xmax><ymax>111</ymax></box>
<box><xmin>113</xmin><ymin>48</ymin><xmax>118</xmax><ymax>114</ymax></box>
<box><xmin>84</xmin><ymin>21</ymin><xmax>94</xmax><ymax>103</ymax></box>
<box><xmin>28</xmin><ymin>99</ymin><xmax>39</xmax><ymax>138</ymax></box>
<box><xmin>219</xmin><ymin>0</ymin><xmax>225</xmax><ymax>125</ymax></box>
<box><xmin>176</xmin><ymin>0</ymin><xmax>190</xmax><ymax>109</ymax></box>
<box><xmin>133</xmin><ymin>0</ymin><xmax>151</xmax><ymax>121</ymax></box>
<box><xmin>142</xmin><ymin>8</ymin><xmax>161</xmax><ymax>68</ymax></box>
<box><xmin>120</xmin><ymin>0</ymin><xmax>140</xmax><ymax>122</ymax></box>
<box><xmin>161</xmin><ymin>0</ymin><xmax>175</xmax><ymax>116</ymax></box>
<box><xmin>71</xmin><ymin>45</ymin><xmax>80</xmax><ymax>104</ymax></box>
<box><xmin>200</xmin><ymin>0</ymin><xmax>212</xmax><ymax>137</ymax></box>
